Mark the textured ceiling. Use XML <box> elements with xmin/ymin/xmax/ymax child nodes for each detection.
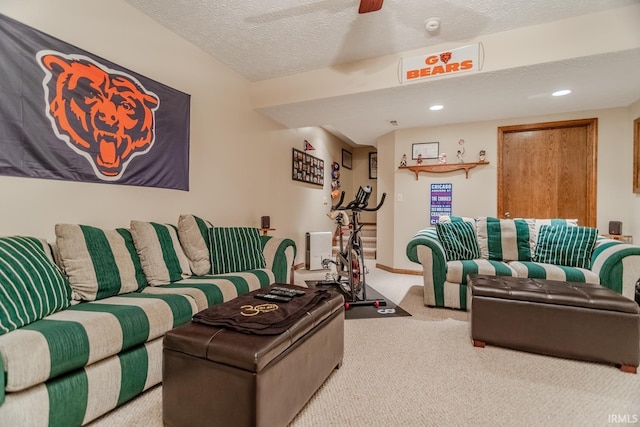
<box><xmin>124</xmin><ymin>0</ymin><xmax>640</xmax><ymax>146</ymax></box>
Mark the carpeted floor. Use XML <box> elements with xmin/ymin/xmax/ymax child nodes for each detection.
<box><xmin>88</xmin><ymin>265</ymin><xmax>639</xmax><ymax>426</ymax></box>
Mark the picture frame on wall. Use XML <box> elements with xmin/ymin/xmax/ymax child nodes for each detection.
<box><xmin>412</xmin><ymin>142</ymin><xmax>439</xmax><ymax>159</ymax></box>
<box><xmin>369</xmin><ymin>152</ymin><xmax>377</xmax><ymax>179</ymax></box>
<box><xmin>342</xmin><ymin>149</ymin><xmax>352</xmax><ymax>170</ymax></box>
<box><xmin>292</xmin><ymin>148</ymin><xmax>324</xmax><ymax>187</ymax></box>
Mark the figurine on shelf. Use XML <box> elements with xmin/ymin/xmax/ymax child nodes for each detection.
<box><xmin>417</xmin><ymin>154</ymin><xmax>423</xmax><ymax>164</ymax></box>
<box><xmin>457</xmin><ymin>139</ymin><xmax>465</xmax><ymax>163</ymax></box>
<box><xmin>438</xmin><ymin>153</ymin><xmax>447</xmax><ymax>164</ymax></box>
<box><xmin>479</xmin><ymin>150</ymin><xmax>486</xmax><ymax>162</ymax></box>
<box><xmin>400</xmin><ymin>154</ymin><xmax>407</xmax><ymax>167</ymax></box>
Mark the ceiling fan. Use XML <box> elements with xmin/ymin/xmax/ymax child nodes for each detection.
<box><xmin>359</xmin><ymin>0</ymin><xmax>383</xmax><ymax>14</ymax></box>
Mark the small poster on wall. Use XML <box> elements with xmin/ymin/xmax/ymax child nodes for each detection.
<box><xmin>430</xmin><ymin>183</ymin><xmax>452</xmax><ymax>225</ymax></box>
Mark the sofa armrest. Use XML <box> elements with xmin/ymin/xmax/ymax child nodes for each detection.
<box><xmin>591</xmin><ymin>237</ymin><xmax>640</xmax><ymax>300</ymax></box>
<box><xmin>406</xmin><ymin>228</ymin><xmax>448</xmax><ymax>306</ymax></box>
<box><xmin>260</xmin><ymin>236</ymin><xmax>297</xmax><ymax>284</ymax></box>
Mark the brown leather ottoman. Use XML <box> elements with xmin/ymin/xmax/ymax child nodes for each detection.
<box><xmin>162</xmin><ymin>287</ymin><xmax>344</xmax><ymax>427</ymax></box>
<box><xmin>468</xmin><ymin>274</ymin><xmax>640</xmax><ymax>373</ymax></box>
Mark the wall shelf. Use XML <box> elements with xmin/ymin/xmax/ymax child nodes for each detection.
<box><xmin>399</xmin><ymin>162</ymin><xmax>489</xmax><ymax>180</ymax></box>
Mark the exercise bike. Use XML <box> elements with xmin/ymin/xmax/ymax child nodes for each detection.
<box><xmin>319</xmin><ymin>185</ymin><xmax>386</xmax><ymax>309</ymax></box>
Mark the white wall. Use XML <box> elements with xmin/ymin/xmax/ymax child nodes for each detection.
<box><xmin>379</xmin><ymin>106</ymin><xmax>639</xmax><ymax>271</ymax></box>
<box><xmin>0</xmin><ymin>0</ymin><xmax>350</xmax><ymax>266</ymax></box>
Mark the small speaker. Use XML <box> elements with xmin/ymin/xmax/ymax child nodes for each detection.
<box><xmin>261</xmin><ymin>216</ymin><xmax>270</xmax><ymax>229</ymax></box>
<box><xmin>609</xmin><ymin>221</ymin><xmax>622</xmax><ymax>235</ymax></box>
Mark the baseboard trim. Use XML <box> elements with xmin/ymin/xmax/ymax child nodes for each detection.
<box><xmin>375</xmin><ymin>263</ymin><xmax>422</xmax><ymax>276</ymax></box>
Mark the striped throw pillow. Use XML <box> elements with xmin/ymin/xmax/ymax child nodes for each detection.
<box><xmin>177</xmin><ymin>214</ymin><xmax>213</xmax><ymax>276</ymax></box>
<box><xmin>130</xmin><ymin>221</ymin><xmax>192</xmax><ymax>286</ymax></box>
<box><xmin>435</xmin><ymin>222</ymin><xmax>481</xmax><ymax>261</ymax></box>
<box><xmin>55</xmin><ymin>224</ymin><xmax>147</xmax><ymax>301</ymax></box>
<box><xmin>0</xmin><ymin>236</ymin><xmax>72</xmax><ymax>335</ymax></box>
<box><xmin>438</xmin><ymin>215</ymin><xmax>476</xmax><ymax>226</ymax></box>
<box><xmin>533</xmin><ymin>225</ymin><xmax>598</xmax><ymax>269</ymax></box>
<box><xmin>208</xmin><ymin>227</ymin><xmax>266</xmax><ymax>274</ymax></box>
<box><xmin>476</xmin><ymin>217</ymin><xmax>531</xmax><ymax>261</ymax></box>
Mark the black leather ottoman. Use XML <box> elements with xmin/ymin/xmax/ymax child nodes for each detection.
<box><xmin>468</xmin><ymin>274</ymin><xmax>640</xmax><ymax>373</ymax></box>
<box><xmin>163</xmin><ymin>286</ymin><xmax>344</xmax><ymax>427</ymax></box>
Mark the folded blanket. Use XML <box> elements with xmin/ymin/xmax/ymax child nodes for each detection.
<box><xmin>192</xmin><ymin>285</ymin><xmax>332</xmax><ymax>335</ymax></box>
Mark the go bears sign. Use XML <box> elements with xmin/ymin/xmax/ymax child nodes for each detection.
<box><xmin>400</xmin><ymin>44</ymin><xmax>481</xmax><ymax>83</ymax></box>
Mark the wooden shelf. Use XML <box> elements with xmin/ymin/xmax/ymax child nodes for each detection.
<box><xmin>399</xmin><ymin>162</ymin><xmax>489</xmax><ymax>180</ymax></box>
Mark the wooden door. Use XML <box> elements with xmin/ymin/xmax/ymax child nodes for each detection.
<box><xmin>497</xmin><ymin>118</ymin><xmax>597</xmax><ymax>227</ymax></box>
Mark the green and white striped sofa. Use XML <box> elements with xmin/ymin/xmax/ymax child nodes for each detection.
<box><xmin>0</xmin><ymin>215</ymin><xmax>296</xmax><ymax>426</ymax></box>
<box><xmin>406</xmin><ymin>216</ymin><xmax>640</xmax><ymax>310</ymax></box>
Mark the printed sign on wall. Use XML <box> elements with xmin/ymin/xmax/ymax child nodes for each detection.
<box><xmin>0</xmin><ymin>14</ymin><xmax>191</xmax><ymax>190</ymax></box>
<box><xmin>400</xmin><ymin>44</ymin><xmax>481</xmax><ymax>84</ymax></box>
<box><xmin>430</xmin><ymin>183</ymin><xmax>452</xmax><ymax>225</ymax></box>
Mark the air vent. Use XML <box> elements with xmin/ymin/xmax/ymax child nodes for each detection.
<box><xmin>388</xmin><ymin>120</ymin><xmax>398</xmax><ymax>126</ymax></box>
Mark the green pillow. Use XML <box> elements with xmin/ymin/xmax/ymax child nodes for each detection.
<box><xmin>177</xmin><ymin>214</ymin><xmax>214</xmax><ymax>276</ymax></box>
<box><xmin>476</xmin><ymin>217</ymin><xmax>531</xmax><ymax>261</ymax></box>
<box><xmin>533</xmin><ymin>225</ymin><xmax>598</xmax><ymax>268</ymax></box>
<box><xmin>130</xmin><ymin>221</ymin><xmax>192</xmax><ymax>286</ymax></box>
<box><xmin>208</xmin><ymin>227</ymin><xmax>266</xmax><ymax>274</ymax></box>
<box><xmin>0</xmin><ymin>236</ymin><xmax>72</xmax><ymax>335</ymax></box>
<box><xmin>55</xmin><ymin>224</ymin><xmax>147</xmax><ymax>301</ymax></box>
<box><xmin>435</xmin><ymin>222</ymin><xmax>481</xmax><ymax>261</ymax></box>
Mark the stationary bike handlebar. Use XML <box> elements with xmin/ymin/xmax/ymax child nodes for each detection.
<box><xmin>331</xmin><ymin>186</ymin><xmax>386</xmax><ymax>212</ymax></box>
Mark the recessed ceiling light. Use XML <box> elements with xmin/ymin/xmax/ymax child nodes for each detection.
<box><xmin>552</xmin><ymin>89</ymin><xmax>571</xmax><ymax>97</ymax></box>
<box><xmin>429</xmin><ymin>105</ymin><xmax>444</xmax><ymax>111</ymax></box>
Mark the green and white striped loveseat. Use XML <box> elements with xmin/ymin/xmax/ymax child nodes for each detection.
<box><xmin>406</xmin><ymin>216</ymin><xmax>640</xmax><ymax>310</ymax></box>
<box><xmin>0</xmin><ymin>215</ymin><xmax>296</xmax><ymax>426</ymax></box>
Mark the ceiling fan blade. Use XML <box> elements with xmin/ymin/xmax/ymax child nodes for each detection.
<box><xmin>359</xmin><ymin>0</ymin><xmax>383</xmax><ymax>14</ymax></box>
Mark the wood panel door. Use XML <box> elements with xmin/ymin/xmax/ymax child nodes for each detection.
<box><xmin>497</xmin><ymin>119</ymin><xmax>597</xmax><ymax>227</ymax></box>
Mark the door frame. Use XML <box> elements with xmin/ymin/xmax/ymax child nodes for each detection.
<box><xmin>497</xmin><ymin>118</ymin><xmax>598</xmax><ymax>226</ymax></box>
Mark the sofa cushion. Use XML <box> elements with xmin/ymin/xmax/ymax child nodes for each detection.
<box><xmin>436</xmin><ymin>222</ymin><xmax>480</xmax><ymax>261</ymax></box>
<box><xmin>476</xmin><ymin>217</ymin><xmax>532</xmax><ymax>261</ymax></box>
<box><xmin>55</xmin><ymin>224</ymin><xmax>147</xmax><ymax>301</ymax></box>
<box><xmin>0</xmin><ymin>292</ymin><xmax>195</xmax><ymax>393</ymax></box>
<box><xmin>0</xmin><ymin>236</ymin><xmax>72</xmax><ymax>336</ymax></box>
<box><xmin>438</xmin><ymin>215</ymin><xmax>476</xmax><ymax>225</ymax></box>
<box><xmin>446</xmin><ymin>259</ymin><xmax>516</xmax><ymax>285</ymax></box>
<box><xmin>508</xmin><ymin>261</ymin><xmax>600</xmax><ymax>284</ymax></box>
<box><xmin>130</xmin><ymin>221</ymin><xmax>192</xmax><ymax>286</ymax></box>
<box><xmin>208</xmin><ymin>227</ymin><xmax>266</xmax><ymax>274</ymax></box>
<box><xmin>533</xmin><ymin>225</ymin><xmax>598</xmax><ymax>269</ymax></box>
<box><xmin>177</xmin><ymin>214</ymin><xmax>213</xmax><ymax>276</ymax></box>
<box><xmin>142</xmin><ymin>269</ymin><xmax>274</xmax><ymax>311</ymax></box>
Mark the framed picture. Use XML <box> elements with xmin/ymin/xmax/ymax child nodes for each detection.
<box><xmin>412</xmin><ymin>142</ymin><xmax>439</xmax><ymax>159</ymax></box>
<box><xmin>342</xmin><ymin>149</ymin><xmax>352</xmax><ymax>170</ymax></box>
<box><xmin>369</xmin><ymin>152</ymin><xmax>377</xmax><ymax>179</ymax></box>
<box><xmin>292</xmin><ymin>148</ymin><xmax>323</xmax><ymax>187</ymax></box>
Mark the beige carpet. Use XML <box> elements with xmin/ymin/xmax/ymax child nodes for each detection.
<box><xmin>88</xmin><ymin>282</ymin><xmax>640</xmax><ymax>427</ymax></box>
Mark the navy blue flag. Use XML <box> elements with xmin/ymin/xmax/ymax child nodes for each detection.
<box><xmin>0</xmin><ymin>14</ymin><xmax>190</xmax><ymax>190</ymax></box>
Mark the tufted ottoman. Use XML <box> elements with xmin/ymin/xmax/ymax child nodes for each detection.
<box><xmin>468</xmin><ymin>274</ymin><xmax>640</xmax><ymax>373</ymax></box>
<box><xmin>162</xmin><ymin>286</ymin><xmax>344</xmax><ymax>427</ymax></box>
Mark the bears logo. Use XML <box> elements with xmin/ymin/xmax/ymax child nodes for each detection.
<box><xmin>439</xmin><ymin>52</ymin><xmax>452</xmax><ymax>64</ymax></box>
<box><xmin>37</xmin><ymin>51</ymin><xmax>159</xmax><ymax>180</ymax></box>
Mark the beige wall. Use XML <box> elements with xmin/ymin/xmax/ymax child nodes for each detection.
<box><xmin>0</xmin><ymin>0</ymin><xmax>350</xmax><ymax>266</ymax></box>
<box><xmin>1</xmin><ymin>1</ymin><xmax>638</xmax><ymax>272</ymax></box>
<box><xmin>378</xmin><ymin>106</ymin><xmax>639</xmax><ymax>271</ymax></box>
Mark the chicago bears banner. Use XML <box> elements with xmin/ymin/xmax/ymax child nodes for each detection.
<box><xmin>0</xmin><ymin>14</ymin><xmax>190</xmax><ymax>190</ymax></box>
